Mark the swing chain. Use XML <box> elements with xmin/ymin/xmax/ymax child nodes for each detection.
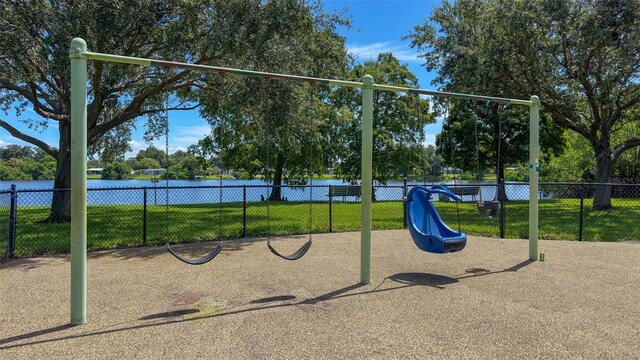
<box><xmin>474</xmin><ymin>106</ymin><xmax>481</xmax><ymax>182</ymax></box>
<box><xmin>218</xmin><ymin>120</ymin><xmax>224</xmax><ymax>239</ymax></box>
<box><xmin>164</xmin><ymin>100</ymin><xmax>170</xmax><ymax>244</ymax></box>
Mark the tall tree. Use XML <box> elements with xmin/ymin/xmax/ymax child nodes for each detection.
<box><xmin>0</xmin><ymin>144</ymin><xmax>34</xmax><ymax>160</ymax></box>
<box><xmin>409</xmin><ymin>0</ymin><xmax>640</xmax><ymax>209</ymax></box>
<box><xmin>0</xmin><ymin>0</ymin><xmax>331</xmax><ymax>221</ymax></box>
<box><xmin>135</xmin><ymin>146</ymin><xmax>167</xmax><ymax>167</ymax></box>
<box><xmin>89</xmin><ymin>124</ymin><xmax>132</xmax><ymax>164</ymax></box>
<box><xmin>133</xmin><ymin>158</ymin><xmax>161</xmax><ymax>171</ymax></box>
<box><xmin>332</xmin><ymin>53</ymin><xmax>434</xmax><ymax>184</ymax></box>
<box><xmin>543</xmin><ymin>131</ymin><xmax>597</xmax><ymax>182</ymax></box>
<box><xmin>424</xmin><ymin>145</ymin><xmax>443</xmax><ymax>177</ymax></box>
<box><xmin>200</xmin><ymin>1</ymin><xmax>350</xmax><ymax>200</ymax></box>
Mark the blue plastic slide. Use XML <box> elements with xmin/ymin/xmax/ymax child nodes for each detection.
<box><xmin>406</xmin><ymin>185</ymin><xmax>467</xmax><ymax>254</ymax></box>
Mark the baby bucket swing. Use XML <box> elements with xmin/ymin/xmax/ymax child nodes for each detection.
<box><xmin>474</xmin><ymin>103</ymin><xmax>504</xmax><ymax>219</ymax></box>
<box><xmin>405</xmin><ymin>95</ymin><xmax>467</xmax><ymax>254</ymax></box>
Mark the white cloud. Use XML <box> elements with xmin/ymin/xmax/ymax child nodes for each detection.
<box><xmin>422</xmin><ymin>118</ymin><xmax>444</xmax><ymax>147</ymax></box>
<box><xmin>171</xmin><ymin>125</ymin><xmax>212</xmax><ymax>147</ymax></box>
<box><xmin>173</xmin><ymin>125</ymin><xmax>212</xmax><ymax>135</ymax></box>
<box><xmin>347</xmin><ymin>41</ymin><xmax>420</xmax><ymax>62</ymax></box>
<box><xmin>125</xmin><ymin>140</ymin><xmax>146</xmax><ymax>159</ymax></box>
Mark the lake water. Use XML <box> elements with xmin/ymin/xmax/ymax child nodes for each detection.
<box><xmin>0</xmin><ymin>179</ymin><xmax>531</xmax><ymax>206</ymax></box>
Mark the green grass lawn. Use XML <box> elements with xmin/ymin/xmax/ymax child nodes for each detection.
<box><xmin>3</xmin><ymin>198</ymin><xmax>639</xmax><ymax>258</ymax></box>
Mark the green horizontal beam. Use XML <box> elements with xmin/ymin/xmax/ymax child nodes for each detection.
<box><xmin>80</xmin><ymin>51</ymin><xmax>532</xmax><ymax>106</ymax></box>
<box><xmin>81</xmin><ymin>51</ymin><xmax>361</xmax><ymax>89</ymax></box>
<box><xmin>81</xmin><ymin>51</ymin><xmax>153</xmax><ymax>67</ymax></box>
<box><xmin>375</xmin><ymin>84</ymin><xmax>533</xmax><ymax>106</ymax></box>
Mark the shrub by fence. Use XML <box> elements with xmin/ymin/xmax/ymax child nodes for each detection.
<box><xmin>1</xmin><ymin>182</ymin><xmax>639</xmax><ymax>259</ymax></box>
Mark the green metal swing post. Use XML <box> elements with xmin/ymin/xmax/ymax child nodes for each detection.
<box><xmin>528</xmin><ymin>96</ymin><xmax>540</xmax><ymax>260</ymax></box>
<box><xmin>360</xmin><ymin>75</ymin><xmax>374</xmax><ymax>284</ymax></box>
<box><xmin>69</xmin><ymin>38</ymin><xmax>88</xmax><ymax>325</ymax></box>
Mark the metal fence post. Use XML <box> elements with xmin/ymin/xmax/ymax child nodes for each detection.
<box><xmin>499</xmin><ymin>179</ymin><xmax>505</xmax><ymax>238</ymax></box>
<box><xmin>8</xmin><ymin>184</ymin><xmax>17</xmax><ymax>258</ymax></box>
<box><xmin>142</xmin><ymin>188</ymin><xmax>147</xmax><ymax>245</ymax></box>
<box><xmin>578</xmin><ymin>181</ymin><xmax>584</xmax><ymax>242</ymax></box>
<box><xmin>242</xmin><ymin>185</ymin><xmax>247</xmax><ymax>237</ymax></box>
<box><xmin>403</xmin><ymin>177</ymin><xmax>408</xmax><ymax>228</ymax></box>
<box><xmin>328</xmin><ymin>185</ymin><xmax>333</xmax><ymax>233</ymax></box>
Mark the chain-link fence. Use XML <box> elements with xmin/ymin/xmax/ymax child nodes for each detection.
<box><xmin>2</xmin><ymin>182</ymin><xmax>639</xmax><ymax>258</ymax></box>
<box><xmin>0</xmin><ymin>188</ymin><xmax>12</xmax><ymax>260</ymax></box>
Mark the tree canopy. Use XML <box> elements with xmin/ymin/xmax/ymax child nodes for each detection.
<box><xmin>101</xmin><ymin>162</ymin><xmax>133</xmax><ymax>180</ymax></box>
<box><xmin>0</xmin><ymin>144</ymin><xmax>34</xmax><ymax>161</ymax></box>
<box><xmin>409</xmin><ymin>0</ymin><xmax>640</xmax><ymax>209</ymax></box>
<box><xmin>0</xmin><ymin>0</ymin><xmax>350</xmax><ymax>219</ymax></box>
<box><xmin>200</xmin><ymin>1</ymin><xmax>351</xmax><ymax>200</ymax></box>
<box><xmin>331</xmin><ymin>53</ymin><xmax>434</xmax><ymax>184</ymax></box>
<box><xmin>0</xmin><ymin>145</ymin><xmax>56</xmax><ymax>181</ymax></box>
<box><xmin>437</xmin><ymin>101</ymin><xmax>563</xmax><ymax>184</ymax></box>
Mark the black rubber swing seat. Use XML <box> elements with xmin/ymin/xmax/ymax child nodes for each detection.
<box><xmin>165</xmin><ymin>243</ymin><xmax>222</xmax><ymax>265</ymax></box>
<box><xmin>267</xmin><ymin>239</ymin><xmax>312</xmax><ymax>261</ymax></box>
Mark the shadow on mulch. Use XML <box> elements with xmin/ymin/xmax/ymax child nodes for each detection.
<box><xmin>0</xmin><ymin>259</ymin><xmax>534</xmax><ymax>351</ymax></box>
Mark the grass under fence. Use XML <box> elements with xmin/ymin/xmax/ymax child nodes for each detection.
<box><xmin>4</xmin><ymin>198</ymin><xmax>640</xmax><ymax>258</ymax></box>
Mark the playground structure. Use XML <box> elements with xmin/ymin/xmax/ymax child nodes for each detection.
<box><xmin>68</xmin><ymin>38</ymin><xmax>540</xmax><ymax>325</ymax></box>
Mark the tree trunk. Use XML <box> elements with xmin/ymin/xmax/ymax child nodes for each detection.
<box><xmin>44</xmin><ymin>122</ymin><xmax>72</xmax><ymax>223</ymax></box>
<box><xmin>269</xmin><ymin>152</ymin><xmax>285</xmax><ymax>201</ymax></box>
<box><xmin>592</xmin><ymin>150</ymin><xmax>613</xmax><ymax>210</ymax></box>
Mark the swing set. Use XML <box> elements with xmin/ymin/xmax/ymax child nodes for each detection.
<box><xmin>68</xmin><ymin>38</ymin><xmax>541</xmax><ymax>325</ymax></box>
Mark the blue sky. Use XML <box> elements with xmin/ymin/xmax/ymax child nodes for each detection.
<box><xmin>0</xmin><ymin>0</ymin><xmax>443</xmax><ymax>158</ymax></box>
